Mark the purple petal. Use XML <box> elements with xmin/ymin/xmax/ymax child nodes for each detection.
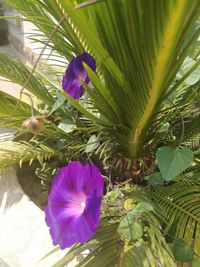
<box><xmin>45</xmin><ymin>161</ymin><xmax>104</xmax><ymax>249</ymax></box>
<box><xmin>62</xmin><ymin>53</ymin><xmax>96</xmax><ymax>99</ymax></box>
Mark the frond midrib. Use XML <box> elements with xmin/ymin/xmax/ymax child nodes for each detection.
<box><xmin>130</xmin><ymin>0</ymin><xmax>191</xmax><ymax>157</ymax></box>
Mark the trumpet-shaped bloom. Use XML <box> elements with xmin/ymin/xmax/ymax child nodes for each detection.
<box><xmin>45</xmin><ymin>161</ymin><xmax>104</xmax><ymax>249</ymax></box>
<box><xmin>62</xmin><ymin>52</ymin><xmax>96</xmax><ymax>99</ymax></box>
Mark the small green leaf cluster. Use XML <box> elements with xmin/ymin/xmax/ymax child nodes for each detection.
<box><xmin>118</xmin><ymin>202</ymin><xmax>153</xmax><ymax>242</ymax></box>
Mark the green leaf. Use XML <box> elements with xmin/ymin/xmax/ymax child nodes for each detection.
<box><xmin>58</xmin><ymin>119</ymin><xmax>76</xmax><ymax>133</ymax></box>
<box><xmin>35</xmin><ymin>162</ymin><xmax>58</xmax><ymax>181</ymax></box>
<box><xmin>40</xmin><ymin>246</ymin><xmax>60</xmax><ymax>261</ymax></box>
<box><xmin>61</xmin><ymin>91</ymin><xmax>109</xmax><ymax>126</ymax></box>
<box><xmin>156</xmin><ymin>146</ymin><xmax>193</xmax><ymax>181</ymax></box>
<box><xmin>49</xmin><ymin>94</ymin><xmax>66</xmax><ymax>116</ymax></box>
<box><xmin>177</xmin><ymin>57</ymin><xmax>200</xmax><ymax>85</ymax></box>
<box><xmin>0</xmin><ymin>141</ymin><xmax>56</xmax><ymax>169</ymax></box>
<box><xmin>118</xmin><ymin>215</ymin><xmax>143</xmax><ymax>241</ymax></box>
<box><xmin>145</xmin><ymin>172</ymin><xmax>165</xmax><ymax>187</ymax></box>
<box><xmin>173</xmin><ymin>239</ymin><xmax>194</xmax><ymax>262</ymax></box>
<box><xmin>157</xmin><ymin>122</ymin><xmax>170</xmax><ymax>133</ymax></box>
<box><xmin>85</xmin><ymin>135</ymin><xmax>99</xmax><ymax>153</ymax></box>
<box><xmin>0</xmin><ymin>90</ymin><xmax>34</xmax><ymax>128</ymax></box>
<box><xmin>0</xmin><ymin>52</ymin><xmax>54</xmax><ymax>106</ymax></box>
<box><xmin>130</xmin><ymin>202</ymin><xmax>154</xmax><ymax>216</ymax></box>
<box><xmin>151</xmin><ymin>183</ymin><xmax>200</xmax><ymax>257</ymax></box>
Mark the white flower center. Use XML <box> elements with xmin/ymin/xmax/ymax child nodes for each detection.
<box><xmin>81</xmin><ymin>201</ymin><xmax>86</xmax><ymax>208</ymax></box>
<box><xmin>67</xmin><ymin>193</ymin><xmax>86</xmax><ymax>216</ymax></box>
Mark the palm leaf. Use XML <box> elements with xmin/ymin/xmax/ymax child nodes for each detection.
<box><xmin>0</xmin><ymin>90</ymin><xmax>38</xmax><ymax>128</ymax></box>
<box><xmin>0</xmin><ymin>52</ymin><xmax>54</xmax><ymax>105</ymax></box>
<box><xmin>0</xmin><ymin>141</ymin><xmax>57</xmax><ymax>169</ymax></box>
<box><xmin>5</xmin><ymin>0</ymin><xmax>200</xmax><ymax>158</ymax></box>
<box><xmin>50</xmin><ymin>210</ymin><xmax>175</xmax><ymax>267</ymax></box>
<box><xmin>58</xmin><ymin>0</ymin><xmax>200</xmax><ymax>158</ymax></box>
<box><xmin>151</xmin><ymin>183</ymin><xmax>200</xmax><ymax>257</ymax></box>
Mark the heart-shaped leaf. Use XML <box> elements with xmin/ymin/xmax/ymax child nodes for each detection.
<box><xmin>173</xmin><ymin>239</ymin><xmax>194</xmax><ymax>262</ymax></box>
<box><xmin>58</xmin><ymin>119</ymin><xmax>77</xmax><ymax>133</ymax></box>
<box><xmin>156</xmin><ymin>146</ymin><xmax>193</xmax><ymax>181</ymax></box>
<box><xmin>130</xmin><ymin>202</ymin><xmax>154</xmax><ymax>217</ymax></box>
<box><xmin>118</xmin><ymin>215</ymin><xmax>143</xmax><ymax>241</ymax></box>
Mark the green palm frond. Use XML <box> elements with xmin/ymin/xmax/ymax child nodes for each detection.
<box><xmin>57</xmin><ymin>0</ymin><xmax>200</xmax><ymax>158</ymax></box>
<box><xmin>50</xmin><ymin>213</ymin><xmax>175</xmax><ymax>267</ymax></box>
<box><xmin>4</xmin><ymin>0</ymin><xmax>200</xmax><ymax>158</ymax></box>
<box><xmin>184</xmin><ymin>116</ymin><xmax>200</xmax><ymax>143</ymax></box>
<box><xmin>176</xmin><ymin>171</ymin><xmax>200</xmax><ymax>185</ymax></box>
<box><xmin>0</xmin><ymin>90</ymin><xmax>37</xmax><ymax>128</ymax></box>
<box><xmin>0</xmin><ymin>52</ymin><xmax>54</xmax><ymax>105</ymax></box>
<box><xmin>151</xmin><ymin>183</ymin><xmax>200</xmax><ymax>257</ymax></box>
<box><xmin>0</xmin><ymin>140</ymin><xmax>57</xmax><ymax>169</ymax></box>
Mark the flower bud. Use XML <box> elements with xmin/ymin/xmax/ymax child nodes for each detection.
<box><xmin>22</xmin><ymin>116</ymin><xmax>45</xmax><ymax>135</ymax></box>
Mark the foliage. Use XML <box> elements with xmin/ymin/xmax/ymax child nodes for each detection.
<box><xmin>0</xmin><ymin>0</ymin><xmax>200</xmax><ymax>266</ymax></box>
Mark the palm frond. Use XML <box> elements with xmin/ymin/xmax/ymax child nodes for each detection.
<box><xmin>0</xmin><ymin>52</ymin><xmax>54</xmax><ymax>105</ymax></box>
<box><xmin>151</xmin><ymin>183</ymin><xmax>200</xmax><ymax>257</ymax></box>
<box><xmin>0</xmin><ymin>141</ymin><xmax>57</xmax><ymax>169</ymax></box>
<box><xmin>50</xmin><ymin>212</ymin><xmax>175</xmax><ymax>267</ymax></box>
<box><xmin>58</xmin><ymin>0</ymin><xmax>200</xmax><ymax>158</ymax></box>
<box><xmin>0</xmin><ymin>90</ymin><xmax>36</xmax><ymax>128</ymax></box>
<box><xmin>4</xmin><ymin>0</ymin><xmax>200</xmax><ymax>158</ymax></box>
<box><xmin>176</xmin><ymin>171</ymin><xmax>200</xmax><ymax>185</ymax></box>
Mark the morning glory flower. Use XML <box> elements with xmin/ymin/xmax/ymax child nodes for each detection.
<box><xmin>45</xmin><ymin>161</ymin><xmax>104</xmax><ymax>249</ymax></box>
<box><xmin>62</xmin><ymin>52</ymin><xmax>96</xmax><ymax>99</ymax></box>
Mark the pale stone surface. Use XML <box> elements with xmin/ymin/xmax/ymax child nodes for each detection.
<box><xmin>0</xmin><ymin>167</ymin><xmax>73</xmax><ymax>267</ymax></box>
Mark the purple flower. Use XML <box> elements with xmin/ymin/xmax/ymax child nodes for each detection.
<box><xmin>62</xmin><ymin>52</ymin><xmax>96</xmax><ymax>99</ymax></box>
<box><xmin>45</xmin><ymin>161</ymin><xmax>104</xmax><ymax>249</ymax></box>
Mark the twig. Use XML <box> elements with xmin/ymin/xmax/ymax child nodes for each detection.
<box><xmin>22</xmin><ymin>92</ymin><xmax>35</xmax><ymax>116</ymax></box>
